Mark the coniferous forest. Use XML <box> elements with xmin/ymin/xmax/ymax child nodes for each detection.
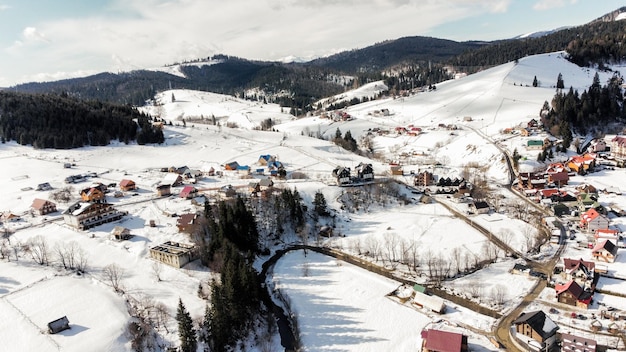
<box><xmin>0</xmin><ymin>91</ymin><xmax>164</xmax><ymax>148</ymax></box>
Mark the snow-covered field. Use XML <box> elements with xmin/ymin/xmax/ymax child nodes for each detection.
<box><xmin>2</xmin><ymin>51</ymin><xmax>626</xmax><ymax>351</ymax></box>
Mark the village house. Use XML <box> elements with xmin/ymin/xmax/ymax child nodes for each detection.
<box><xmin>579</xmin><ymin>208</ymin><xmax>610</xmax><ymax>233</ymax></box>
<box><xmin>560</xmin><ymin>258</ymin><xmax>596</xmax><ymax>290</ymax></box>
<box><xmin>588</xmin><ymin>139</ymin><xmax>606</xmax><ymax>153</ymax></box>
<box><xmin>512</xmin><ymin>310</ymin><xmax>559</xmax><ymax>351</ymax></box>
<box><xmin>591</xmin><ymin>239</ymin><xmax>619</xmax><ymax>263</ymax></box>
<box><xmin>545</xmin><ymin>163</ymin><xmax>569</xmax><ymax>186</ymax></box>
<box><xmin>577</xmin><ymin>193</ymin><xmax>600</xmax><ymax>213</ymax></box>
<box><xmin>469</xmin><ymin>201</ymin><xmax>490</xmax><ymax>215</ymax></box>
<box><xmin>518</xmin><ymin>172</ymin><xmax>546</xmax><ymax>190</ymax></box>
<box><xmin>420</xmin><ymin>329</ymin><xmax>468</xmax><ymax>352</ymax></box>
<box><xmin>1</xmin><ymin>212</ymin><xmax>21</xmax><ymax>222</ymax></box>
<box><xmin>30</xmin><ymin>198</ymin><xmax>57</xmax><ymax>215</ymax></box>
<box><xmin>156</xmin><ymin>184</ymin><xmax>171</xmax><ymax>197</ymax></box>
<box><xmin>355</xmin><ymin>162</ymin><xmax>374</xmax><ymax>181</ymax></box>
<box><xmin>258</xmin><ymin>154</ymin><xmax>276</xmax><ymax>165</ymax></box>
<box><xmin>412</xmin><ymin>285</ymin><xmax>445</xmax><ymax>313</ymax></box>
<box><xmin>161</xmin><ymin>173</ymin><xmax>183</xmax><ymax>187</ymax></box>
<box><xmin>526</xmin><ymin>139</ymin><xmax>544</xmax><ymax>150</ymax></box>
<box><xmin>236</xmin><ymin>165</ymin><xmax>251</xmax><ymax>175</ymax></box>
<box><xmin>110</xmin><ymin>226</ymin><xmax>132</xmax><ymax>241</ymax></box>
<box><xmin>62</xmin><ymin>201</ymin><xmax>125</xmax><ymax>230</ymax></box>
<box><xmin>181</xmin><ymin>168</ymin><xmax>202</xmax><ymax>180</ymax></box>
<box><xmin>218</xmin><ymin>184</ymin><xmax>237</xmax><ymax>198</ymax></box>
<box><xmin>555</xmin><ymin>280</ymin><xmax>593</xmax><ymax>309</ymax></box>
<box><xmin>259</xmin><ymin>178</ymin><xmax>274</xmax><ymax>191</ymax></box>
<box><xmin>119</xmin><ymin>179</ymin><xmax>136</xmax><ymax>192</ymax></box>
<box><xmin>610</xmin><ymin>135</ymin><xmax>626</xmax><ymax>159</ymax></box>
<box><xmin>561</xmin><ymin>332</ymin><xmax>596</xmax><ymax>352</ymax></box>
<box><xmin>176</xmin><ymin>213</ymin><xmax>199</xmax><ymax>233</ymax></box>
<box><xmin>527</xmin><ymin>118</ymin><xmax>540</xmax><ymax>129</ymax></box>
<box><xmin>594</xmin><ymin>228</ymin><xmax>620</xmax><ymax>245</ymax></box>
<box><xmin>179</xmin><ymin>185</ymin><xmax>198</xmax><ymax>199</ymax></box>
<box><xmin>149</xmin><ymin>241</ymin><xmax>198</xmax><ymax>268</ymax></box>
<box><xmin>568</xmin><ymin>153</ymin><xmax>596</xmax><ymax>173</ymax></box>
<box><xmin>224</xmin><ymin>161</ymin><xmax>240</xmax><ymax>171</ymax></box>
<box><xmin>80</xmin><ymin>187</ymin><xmax>105</xmax><ymax>202</ymax></box>
<box><xmin>333</xmin><ymin>167</ymin><xmax>351</xmax><ymax>185</ymax></box>
<box><xmin>390</xmin><ymin>164</ymin><xmax>403</xmax><ymax>176</ymax></box>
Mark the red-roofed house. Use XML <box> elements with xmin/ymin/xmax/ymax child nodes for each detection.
<box><xmin>611</xmin><ymin>135</ymin><xmax>626</xmax><ymax>159</ymax></box>
<box><xmin>420</xmin><ymin>329</ymin><xmax>468</xmax><ymax>352</ymax></box>
<box><xmin>31</xmin><ymin>198</ymin><xmax>57</xmax><ymax>215</ymax></box>
<box><xmin>561</xmin><ymin>258</ymin><xmax>595</xmax><ymax>290</ymax></box>
<box><xmin>119</xmin><ymin>179</ymin><xmax>136</xmax><ymax>192</ymax></box>
<box><xmin>555</xmin><ymin>280</ymin><xmax>593</xmax><ymax>309</ymax></box>
<box><xmin>592</xmin><ymin>239</ymin><xmax>619</xmax><ymax>263</ymax></box>
<box><xmin>179</xmin><ymin>186</ymin><xmax>198</xmax><ymax>199</ymax></box>
<box><xmin>579</xmin><ymin>209</ymin><xmax>609</xmax><ymax>233</ymax></box>
<box><xmin>546</xmin><ymin>163</ymin><xmax>569</xmax><ymax>186</ymax></box>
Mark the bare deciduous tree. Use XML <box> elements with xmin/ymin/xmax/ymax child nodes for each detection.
<box><xmin>152</xmin><ymin>261</ymin><xmax>163</xmax><ymax>282</ymax></box>
<box><xmin>103</xmin><ymin>263</ymin><xmax>125</xmax><ymax>293</ymax></box>
<box><xmin>27</xmin><ymin>236</ymin><xmax>50</xmax><ymax>265</ymax></box>
<box><xmin>491</xmin><ymin>284</ymin><xmax>507</xmax><ymax>307</ymax></box>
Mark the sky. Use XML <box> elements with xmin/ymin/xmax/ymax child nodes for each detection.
<box><xmin>1</xmin><ymin>0</ymin><xmax>625</xmax><ymax>87</ymax></box>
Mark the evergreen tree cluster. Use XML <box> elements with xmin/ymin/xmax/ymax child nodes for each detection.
<box><xmin>194</xmin><ymin>198</ymin><xmax>262</xmax><ymax>351</ymax></box>
<box><xmin>202</xmin><ymin>198</ymin><xmax>260</xmax><ymax>266</ymax></box>
<box><xmin>0</xmin><ymin>91</ymin><xmax>163</xmax><ymax>148</ymax></box>
<box><xmin>543</xmin><ymin>72</ymin><xmax>626</xmax><ymax>142</ymax></box>
<box><xmin>204</xmin><ymin>244</ymin><xmax>260</xmax><ymax>351</ymax></box>
<box><xmin>332</xmin><ymin>128</ymin><xmax>359</xmax><ymax>152</ymax></box>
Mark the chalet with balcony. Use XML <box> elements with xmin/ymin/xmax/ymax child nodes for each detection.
<box><xmin>31</xmin><ymin>198</ymin><xmax>57</xmax><ymax>215</ymax></box>
<box><xmin>555</xmin><ymin>280</ymin><xmax>593</xmax><ymax>309</ymax></box>
<box><xmin>80</xmin><ymin>187</ymin><xmax>105</xmax><ymax>202</ymax></box>
<box><xmin>355</xmin><ymin>162</ymin><xmax>374</xmax><ymax>181</ymax></box>
<box><xmin>62</xmin><ymin>201</ymin><xmax>125</xmax><ymax>230</ymax></box>
<box><xmin>119</xmin><ymin>179</ymin><xmax>136</xmax><ymax>192</ymax></box>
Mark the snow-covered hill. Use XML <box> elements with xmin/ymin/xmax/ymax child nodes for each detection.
<box><xmin>2</xmin><ymin>51</ymin><xmax>626</xmax><ymax>352</ymax></box>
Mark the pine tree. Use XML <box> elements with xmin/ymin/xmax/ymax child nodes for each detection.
<box><xmin>532</xmin><ymin>75</ymin><xmax>538</xmax><ymax>87</ymax></box>
<box><xmin>556</xmin><ymin>73</ymin><xmax>564</xmax><ymax>90</ymax></box>
<box><xmin>313</xmin><ymin>190</ymin><xmax>329</xmax><ymax>216</ymax></box>
<box><xmin>176</xmin><ymin>298</ymin><xmax>197</xmax><ymax>352</ymax></box>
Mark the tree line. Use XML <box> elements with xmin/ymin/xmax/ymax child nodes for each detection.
<box><xmin>0</xmin><ymin>91</ymin><xmax>164</xmax><ymax>148</ymax></box>
<box><xmin>542</xmin><ymin>72</ymin><xmax>626</xmax><ymax>145</ymax></box>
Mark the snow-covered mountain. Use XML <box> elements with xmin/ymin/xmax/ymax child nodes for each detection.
<box><xmin>2</xmin><ymin>50</ymin><xmax>626</xmax><ymax>352</ymax></box>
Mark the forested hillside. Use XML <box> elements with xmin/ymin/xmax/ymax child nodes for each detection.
<box><xmin>0</xmin><ymin>91</ymin><xmax>163</xmax><ymax>149</ymax></box>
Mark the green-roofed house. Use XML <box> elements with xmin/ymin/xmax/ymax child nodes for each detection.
<box><xmin>526</xmin><ymin>139</ymin><xmax>544</xmax><ymax>150</ymax></box>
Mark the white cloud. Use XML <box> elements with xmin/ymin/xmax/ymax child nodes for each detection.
<box><xmin>533</xmin><ymin>0</ymin><xmax>577</xmax><ymax>11</ymax></box>
<box><xmin>0</xmin><ymin>0</ymin><xmax>521</xmax><ymax>86</ymax></box>
<box><xmin>22</xmin><ymin>27</ymin><xmax>48</xmax><ymax>42</ymax></box>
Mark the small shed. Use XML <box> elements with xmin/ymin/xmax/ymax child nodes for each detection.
<box><xmin>111</xmin><ymin>226</ymin><xmax>132</xmax><ymax>241</ymax></box>
<box><xmin>48</xmin><ymin>316</ymin><xmax>70</xmax><ymax>334</ymax></box>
